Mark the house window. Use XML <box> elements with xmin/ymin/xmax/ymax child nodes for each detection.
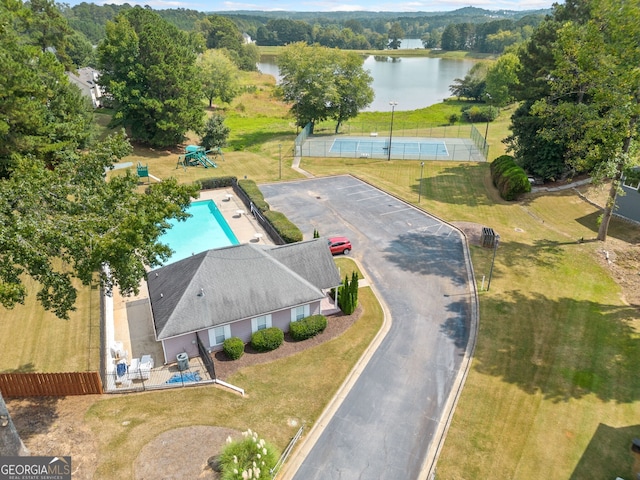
<box><xmin>291</xmin><ymin>304</ymin><xmax>310</xmax><ymax>322</ymax></box>
<box><xmin>251</xmin><ymin>314</ymin><xmax>272</xmax><ymax>333</ymax></box>
<box><xmin>208</xmin><ymin>325</ymin><xmax>231</xmax><ymax>346</ymax></box>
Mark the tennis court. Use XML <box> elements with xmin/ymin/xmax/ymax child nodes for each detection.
<box><xmin>299</xmin><ymin>135</ymin><xmax>486</xmax><ymax>162</ymax></box>
<box><xmin>329</xmin><ymin>138</ymin><xmax>449</xmax><ymax>157</ymax></box>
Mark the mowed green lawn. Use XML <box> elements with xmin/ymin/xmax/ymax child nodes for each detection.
<box><xmin>0</xmin><ymin>274</ymin><xmax>101</xmax><ymax>373</ymax></box>
<box><xmin>5</xmin><ymin>67</ymin><xmax>640</xmax><ymax>479</ymax></box>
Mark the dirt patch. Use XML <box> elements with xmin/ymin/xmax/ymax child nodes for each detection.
<box><xmin>134</xmin><ymin>426</ymin><xmax>240</xmax><ymax>480</ymax></box>
<box><xmin>451</xmin><ymin>221</ymin><xmax>486</xmax><ymax>247</ymax></box>
<box><xmin>6</xmin><ymin>396</ymin><xmax>98</xmax><ymax>480</ymax></box>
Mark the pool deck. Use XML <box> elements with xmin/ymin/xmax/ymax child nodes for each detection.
<box><xmin>108</xmin><ymin>187</ymin><xmax>272</xmax><ymax>388</ymax></box>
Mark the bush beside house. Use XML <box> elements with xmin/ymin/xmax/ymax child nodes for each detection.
<box><xmin>289</xmin><ymin>315</ymin><xmax>327</xmax><ymax>341</ymax></box>
<box><xmin>251</xmin><ymin>327</ymin><xmax>284</xmax><ymax>352</ymax></box>
<box><xmin>337</xmin><ymin>272</ymin><xmax>359</xmax><ymax>315</ymax></box>
<box><xmin>223</xmin><ymin>337</ymin><xmax>245</xmax><ymax>360</ymax></box>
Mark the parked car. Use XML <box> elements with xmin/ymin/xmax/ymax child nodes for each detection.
<box><xmin>328</xmin><ymin>236</ymin><xmax>352</xmax><ymax>255</ymax></box>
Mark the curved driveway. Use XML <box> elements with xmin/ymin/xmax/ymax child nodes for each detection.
<box><xmin>260</xmin><ymin>175</ymin><xmax>477</xmax><ymax>480</ymax></box>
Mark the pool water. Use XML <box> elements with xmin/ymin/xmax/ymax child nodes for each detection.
<box><xmin>160</xmin><ymin>200</ymin><xmax>239</xmax><ymax>264</ymax></box>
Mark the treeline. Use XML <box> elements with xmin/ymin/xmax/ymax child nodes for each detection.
<box><xmin>61</xmin><ymin>3</ymin><xmax>548</xmax><ymax>53</ymax></box>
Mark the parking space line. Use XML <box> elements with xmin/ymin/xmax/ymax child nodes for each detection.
<box><xmin>356</xmin><ymin>195</ymin><xmax>387</xmax><ymax>202</ymax></box>
<box><xmin>380</xmin><ymin>207</ymin><xmax>414</xmax><ymax>216</ymax></box>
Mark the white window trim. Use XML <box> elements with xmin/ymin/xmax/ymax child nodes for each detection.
<box><xmin>251</xmin><ymin>314</ymin><xmax>272</xmax><ymax>333</ymax></box>
<box><xmin>209</xmin><ymin>324</ymin><xmax>231</xmax><ymax>346</ymax></box>
<box><xmin>291</xmin><ymin>304</ymin><xmax>310</xmax><ymax>322</ymax></box>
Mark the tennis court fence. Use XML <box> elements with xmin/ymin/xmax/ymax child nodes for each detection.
<box><xmin>294</xmin><ymin>122</ymin><xmax>489</xmax><ymax>161</ymax></box>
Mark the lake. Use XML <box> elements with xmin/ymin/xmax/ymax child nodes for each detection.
<box><xmin>257</xmin><ymin>53</ymin><xmax>475</xmax><ymax>112</ymax></box>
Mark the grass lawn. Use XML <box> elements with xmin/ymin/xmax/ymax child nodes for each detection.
<box><xmin>6</xmin><ymin>67</ymin><xmax>640</xmax><ymax>479</ymax></box>
<box><xmin>0</xmin><ymin>275</ymin><xmax>101</xmax><ymax>373</ymax></box>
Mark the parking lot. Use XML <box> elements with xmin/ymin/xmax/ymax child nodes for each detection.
<box><xmin>260</xmin><ymin>175</ymin><xmax>478</xmax><ymax>480</ymax></box>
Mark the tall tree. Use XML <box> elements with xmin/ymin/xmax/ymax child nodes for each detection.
<box><xmin>0</xmin><ymin>0</ymin><xmax>94</xmax><ymax>177</ymax></box>
<box><xmin>198</xmin><ymin>49</ymin><xmax>240</xmax><ymax>108</ymax></box>
<box><xmin>23</xmin><ymin>0</ymin><xmax>73</xmax><ymax>67</ymax></box>
<box><xmin>332</xmin><ymin>51</ymin><xmax>374</xmax><ymax>133</ymax></box>
<box><xmin>484</xmin><ymin>52</ymin><xmax>521</xmax><ymax>107</ymax></box>
<box><xmin>0</xmin><ymin>132</ymin><xmax>198</xmax><ymax>318</ymax></box>
<box><xmin>387</xmin><ymin>22</ymin><xmax>404</xmax><ymax>49</ymax></box>
<box><xmin>277</xmin><ymin>42</ymin><xmax>373</xmax><ymax>133</ymax></box>
<box><xmin>509</xmin><ymin>0</ymin><xmax>640</xmax><ymax>241</ymax></box>
<box><xmin>98</xmin><ymin>7</ymin><xmax>204</xmax><ymax>147</ymax></box>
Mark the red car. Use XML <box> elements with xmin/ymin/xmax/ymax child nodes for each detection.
<box><xmin>328</xmin><ymin>236</ymin><xmax>352</xmax><ymax>255</ymax></box>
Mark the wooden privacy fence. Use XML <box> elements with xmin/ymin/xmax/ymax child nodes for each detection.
<box><xmin>0</xmin><ymin>372</ymin><xmax>103</xmax><ymax>397</ymax></box>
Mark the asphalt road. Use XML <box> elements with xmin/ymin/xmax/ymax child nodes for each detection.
<box><xmin>260</xmin><ymin>175</ymin><xmax>476</xmax><ymax>480</ymax></box>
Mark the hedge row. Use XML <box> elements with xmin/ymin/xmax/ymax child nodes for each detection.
<box><xmin>289</xmin><ymin>315</ymin><xmax>327</xmax><ymax>341</ymax></box>
<box><xmin>198</xmin><ymin>176</ymin><xmax>236</xmax><ymax>190</ymax></box>
<box><xmin>264</xmin><ymin>210</ymin><xmax>303</xmax><ymax>243</ymax></box>
<box><xmin>490</xmin><ymin>154</ymin><xmax>531</xmax><ymax>201</ymax></box>
<box><xmin>237</xmin><ymin>179</ymin><xmax>303</xmax><ymax>243</ymax></box>
<box><xmin>237</xmin><ymin>179</ymin><xmax>269</xmax><ymax>212</ymax></box>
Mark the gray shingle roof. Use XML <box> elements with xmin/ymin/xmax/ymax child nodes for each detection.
<box><xmin>148</xmin><ymin>239</ymin><xmax>341</xmax><ymax>340</ymax></box>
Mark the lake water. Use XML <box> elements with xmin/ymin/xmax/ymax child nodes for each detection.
<box><xmin>258</xmin><ymin>51</ymin><xmax>475</xmax><ymax>112</ymax></box>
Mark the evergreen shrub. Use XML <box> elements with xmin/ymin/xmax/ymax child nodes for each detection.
<box><xmin>237</xmin><ymin>179</ymin><xmax>269</xmax><ymax>211</ymax></box>
<box><xmin>222</xmin><ymin>337</ymin><xmax>245</xmax><ymax>360</ymax></box>
<box><xmin>199</xmin><ymin>176</ymin><xmax>236</xmax><ymax>190</ymax></box>
<box><xmin>290</xmin><ymin>315</ymin><xmax>328</xmax><ymax>341</ymax></box>
<box><xmin>251</xmin><ymin>327</ymin><xmax>284</xmax><ymax>352</ymax></box>
<box><xmin>263</xmin><ymin>210</ymin><xmax>303</xmax><ymax>243</ymax></box>
<box><xmin>490</xmin><ymin>154</ymin><xmax>531</xmax><ymax>200</ymax></box>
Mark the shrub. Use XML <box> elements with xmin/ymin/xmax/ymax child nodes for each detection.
<box><xmin>462</xmin><ymin>105</ymin><xmax>499</xmax><ymax>123</ymax></box>
<box><xmin>290</xmin><ymin>315</ymin><xmax>327</xmax><ymax>341</ymax></box>
<box><xmin>448</xmin><ymin>113</ymin><xmax>460</xmax><ymax>125</ymax></box>
<box><xmin>218</xmin><ymin>429</ymin><xmax>278</xmax><ymax>480</ymax></box>
<box><xmin>338</xmin><ymin>272</ymin><xmax>359</xmax><ymax>315</ymax></box>
<box><xmin>222</xmin><ymin>337</ymin><xmax>245</xmax><ymax>360</ymax></box>
<box><xmin>199</xmin><ymin>176</ymin><xmax>236</xmax><ymax>190</ymax></box>
<box><xmin>251</xmin><ymin>327</ymin><xmax>284</xmax><ymax>352</ymax></box>
<box><xmin>263</xmin><ymin>210</ymin><xmax>303</xmax><ymax>243</ymax></box>
<box><xmin>237</xmin><ymin>179</ymin><xmax>269</xmax><ymax>212</ymax></box>
<box><xmin>490</xmin><ymin>154</ymin><xmax>531</xmax><ymax>200</ymax></box>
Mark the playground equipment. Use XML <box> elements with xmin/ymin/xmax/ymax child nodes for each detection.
<box><xmin>137</xmin><ymin>162</ymin><xmax>149</xmax><ymax>183</ymax></box>
<box><xmin>176</xmin><ymin>145</ymin><xmax>223</xmax><ymax>170</ymax></box>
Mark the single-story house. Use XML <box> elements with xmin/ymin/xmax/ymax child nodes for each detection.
<box><xmin>615</xmin><ymin>167</ymin><xmax>640</xmax><ymax>224</ymax></box>
<box><xmin>66</xmin><ymin>67</ymin><xmax>103</xmax><ymax>108</ymax></box>
<box><xmin>147</xmin><ymin>238</ymin><xmax>342</xmax><ymax>364</ymax></box>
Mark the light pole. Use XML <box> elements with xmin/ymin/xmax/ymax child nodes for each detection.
<box><xmin>486</xmin><ymin>234</ymin><xmax>500</xmax><ymax>291</ymax></box>
<box><xmin>418</xmin><ymin>161</ymin><xmax>424</xmax><ymax>203</ymax></box>
<box><xmin>483</xmin><ymin>93</ymin><xmax>492</xmax><ymax>152</ymax></box>
<box><xmin>388</xmin><ymin>101</ymin><xmax>397</xmax><ymax>161</ymax></box>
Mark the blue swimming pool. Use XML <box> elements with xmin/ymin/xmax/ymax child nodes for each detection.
<box><xmin>160</xmin><ymin>200</ymin><xmax>239</xmax><ymax>264</ymax></box>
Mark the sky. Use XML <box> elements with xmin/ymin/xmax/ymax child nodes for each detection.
<box><xmin>65</xmin><ymin>0</ymin><xmax>558</xmax><ymax>13</ymax></box>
